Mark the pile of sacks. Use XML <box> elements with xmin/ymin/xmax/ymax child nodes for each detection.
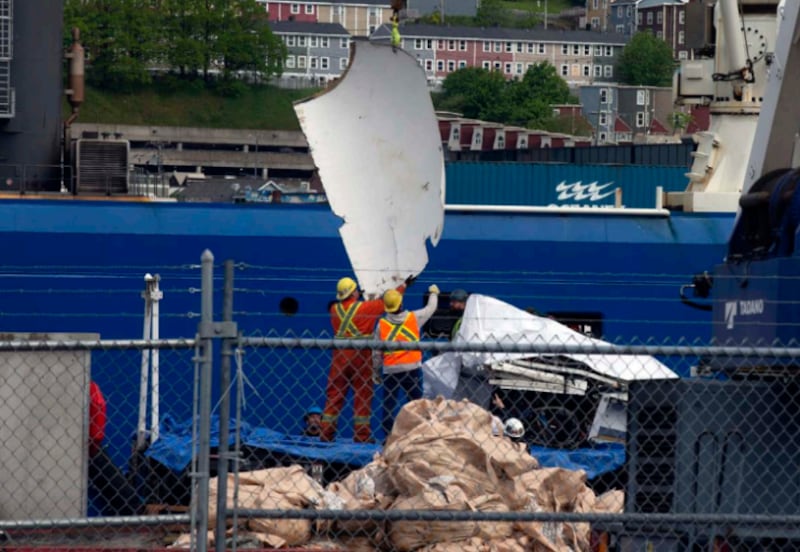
<box><xmin>173</xmin><ymin>397</ymin><xmax>623</xmax><ymax>551</ymax></box>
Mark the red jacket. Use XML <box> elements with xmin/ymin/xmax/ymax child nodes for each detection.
<box><xmin>89</xmin><ymin>381</ymin><xmax>106</xmax><ymax>457</ymax></box>
<box><xmin>329</xmin><ymin>284</ymin><xmax>406</xmax><ymax>338</ymax></box>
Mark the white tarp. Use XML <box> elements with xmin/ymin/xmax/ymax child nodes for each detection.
<box><xmin>294</xmin><ymin>40</ymin><xmax>445</xmax><ymax>297</ymax></box>
<box><xmin>423</xmin><ymin>294</ymin><xmax>677</xmax><ymax>399</ymax></box>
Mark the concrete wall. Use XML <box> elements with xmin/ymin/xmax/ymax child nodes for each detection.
<box><xmin>0</xmin><ymin>333</ymin><xmax>96</xmax><ymax>519</ymax></box>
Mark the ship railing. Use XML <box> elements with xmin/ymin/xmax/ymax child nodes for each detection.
<box><xmin>0</xmin><ymin>163</ymin><xmax>71</xmax><ymax>194</ymax></box>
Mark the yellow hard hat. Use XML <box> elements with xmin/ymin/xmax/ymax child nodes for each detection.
<box><xmin>384</xmin><ymin>289</ymin><xmax>403</xmax><ymax>313</ymax></box>
<box><xmin>336</xmin><ymin>277</ymin><xmax>357</xmax><ymax>300</ymax></box>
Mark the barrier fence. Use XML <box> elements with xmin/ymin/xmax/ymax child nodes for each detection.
<box><xmin>0</xmin><ymin>251</ymin><xmax>799</xmax><ymax>551</ymax></box>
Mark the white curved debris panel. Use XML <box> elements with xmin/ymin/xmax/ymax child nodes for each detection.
<box><xmin>294</xmin><ymin>40</ymin><xmax>445</xmax><ymax>297</ymax></box>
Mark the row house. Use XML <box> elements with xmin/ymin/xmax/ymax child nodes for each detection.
<box><xmin>637</xmin><ymin>0</ymin><xmax>690</xmax><ymax>60</ymax></box>
<box><xmin>270</xmin><ymin>21</ymin><xmax>351</xmax><ymax>86</ymax></box>
<box><xmin>261</xmin><ymin>0</ymin><xmax>393</xmax><ymax>37</ymax></box>
<box><xmin>579</xmin><ymin>84</ymin><xmax>678</xmax><ymax>144</ymax></box>
<box><xmin>371</xmin><ymin>24</ymin><xmax>627</xmax><ymax>89</ymax></box>
<box><xmin>608</xmin><ymin>0</ymin><xmax>638</xmax><ymax>36</ymax></box>
<box><xmin>586</xmin><ymin>0</ymin><xmax>612</xmax><ymax>31</ymax></box>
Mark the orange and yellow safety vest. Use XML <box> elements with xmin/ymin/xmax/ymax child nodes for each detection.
<box><xmin>378</xmin><ymin>312</ymin><xmax>422</xmax><ymax>365</ymax></box>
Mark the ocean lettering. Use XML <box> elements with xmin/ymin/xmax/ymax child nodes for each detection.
<box><xmin>555</xmin><ymin>181</ymin><xmax>616</xmax><ymax>202</ymax></box>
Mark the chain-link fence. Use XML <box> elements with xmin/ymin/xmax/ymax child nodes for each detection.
<box><xmin>2</xmin><ymin>252</ymin><xmax>800</xmax><ymax>551</ymax></box>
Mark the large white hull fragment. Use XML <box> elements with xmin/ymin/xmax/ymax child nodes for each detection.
<box><xmin>294</xmin><ymin>40</ymin><xmax>445</xmax><ymax>296</ymax></box>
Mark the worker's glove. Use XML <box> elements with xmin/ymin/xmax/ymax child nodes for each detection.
<box><xmin>404</xmin><ymin>274</ymin><xmax>418</xmax><ymax>287</ymax></box>
<box><xmin>372</xmin><ymin>371</ymin><xmax>383</xmax><ymax>385</ymax></box>
<box><xmin>428</xmin><ymin>284</ymin><xmax>440</xmax><ymax>295</ymax></box>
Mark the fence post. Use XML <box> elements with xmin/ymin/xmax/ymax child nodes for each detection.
<box><xmin>215</xmin><ymin>260</ymin><xmax>235</xmax><ymax>552</ymax></box>
<box><xmin>195</xmin><ymin>249</ymin><xmax>214</xmax><ymax>552</ymax></box>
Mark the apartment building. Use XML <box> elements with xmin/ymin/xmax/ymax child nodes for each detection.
<box><xmin>636</xmin><ymin>0</ymin><xmax>689</xmax><ymax>59</ymax></box>
<box><xmin>270</xmin><ymin>21</ymin><xmax>351</xmax><ymax>86</ymax></box>
<box><xmin>580</xmin><ymin>84</ymin><xmax>677</xmax><ymax>144</ymax></box>
<box><xmin>371</xmin><ymin>24</ymin><xmax>626</xmax><ymax>89</ymax></box>
<box><xmin>261</xmin><ymin>0</ymin><xmax>394</xmax><ymax>37</ymax></box>
<box><xmin>608</xmin><ymin>0</ymin><xmax>639</xmax><ymax>36</ymax></box>
<box><xmin>586</xmin><ymin>0</ymin><xmax>612</xmax><ymax>31</ymax></box>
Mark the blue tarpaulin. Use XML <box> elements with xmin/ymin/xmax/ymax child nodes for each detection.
<box><xmin>146</xmin><ymin>417</ymin><xmax>623</xmax><ymax>479</ymax></box>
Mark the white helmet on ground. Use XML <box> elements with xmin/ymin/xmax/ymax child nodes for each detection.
<box><xmin>504</xmin><ymin>417</ymin><xmax>525</xmax><ymax>439</ymax></box>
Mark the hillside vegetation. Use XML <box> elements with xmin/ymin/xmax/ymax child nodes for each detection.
<box><xmin>67</xmin><ymin>81</ymin><xmax>319</xmax><ymax>130</ymax></box>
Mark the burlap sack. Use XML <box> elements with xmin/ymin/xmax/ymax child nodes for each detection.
<box><xmin>594</xmin><ymin>489</ymin><xmax>624</xmax><ymax>513</ymax></box>
<box><xmin>246</xmin><ymin>495</ymin><xmax>311</xmax><ymax>546</ymax></box>
<box><xmin>389</xmin><ymin>484</ymin><xmax>513</xmax><ymax>552</ymax></box>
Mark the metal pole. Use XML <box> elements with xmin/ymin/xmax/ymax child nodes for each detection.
<box><xmin>150</xmin><ymin>275</ymin><xmax>163</xmax><ymax>444</ymax></box>
<box><xmin>196</xmin><ymin>250</ymin><xmax>215</xmax><ymax>552</ymax></box>
<box><xmin>137</xmin><ymin>275</ymin><xmax>154</xmax><ymax>452</ymax></box>
<box><xmin>215</xmin><ymin>260</ymin><xmax>235</xmax><ymax>552</ymax></box>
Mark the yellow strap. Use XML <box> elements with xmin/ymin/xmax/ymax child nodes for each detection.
<box><xmin>335</xmin><ymin>302</ymin><xmax>363</xmax><ymax>338</ymax></box>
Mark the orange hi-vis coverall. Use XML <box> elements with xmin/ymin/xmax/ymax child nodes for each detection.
<box><xmin>320</xmin><ymin>285</ymin><xmax>405</xmax><ymax>442</ymax></box>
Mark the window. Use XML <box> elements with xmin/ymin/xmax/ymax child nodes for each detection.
<box><xmin>583</xmin><ymin>64</ymin><xmax>590</xmax><ymax>76</ymax></box>
<box><xmin>517</xmin><ymin>42</ymin><xmax>523</xmax><ymax>52</ymax></box>
<box><xmin>505</xmin><ymin>62</ymin><xmax>512</xmax><ymax>73</ymax></box>
<box><xmin>368</xmin><ymin>25</ymin><xmax>376</xmax><ymax>34</ymax></box>
<box><xmin>594</xmin><ymin>65</ymin><xmax>602</xmax><ymax>77</ymax></box>
<box><xmin>617</xmin><ymin>6</ymin><xmax>622</xmax><ymax>17</ymax></box>
<box><xmin>310</xmin><ymin>36</ymin><xmax>318</xmax><ymax>48</ymax></box>
<box><xmin>678</xmin><ymin>50</ymin><xmax>688</xmax><ymax>60</ymax></box>
<box><xmin>584</xmin><ymin>45</ymin><xmax>591</xmax><ymax>55</ymax></box>
<box><xmin>592</xmin><ymin>16</ymin><xmax>599</xmax><ymax>28</ymax></box>
<box><xmin>606</xmin><ymin>46</ymin><xmax>613</xmax><ymax>56</ymax></box>
<box><xmin>448</xmin><ymin>40</ymin><xmax>456</xmax><ymax>50</ymax></box>
<box><xmin>599</xmin><ymin>131</ymin><xmax>607</xmax><ymax>142</ymax></box>
<box><xmin>636</xmin><ymin>112</ymin><xmax>645</xmax><ymax>127</ymax></box>
<box><xmin>647</xmin><ymin>12</ymin><xmax>653</xmax><ymax>24</ymax></box>
<box><xmin>616</xmin><ymin>25</ymin><xmax>624</xmax><ymax>33</ymax></box>
<box><xmin>290</xmin><ymin>3</ymin><xmax>300</xmax><ymax>14</ymax></box>
<box><xmin>603</xmin><ymin>64</ymin><xmax>613</xmax><ymax>77</ymax></box>
<box><xmin>678</xmin><ymin>31</ymin><xmax>685</xmax><ymax>44</ymax></box>
<box><xmin>516</xmin><ymin>63</ymin><xmax>523</xmax><ymax>75</ymax></box>
<box><xmin>637</xmin><ymin>12</ymin><xmax>642</xmax><ymax>24</ymax></box>
<box><xmin>561</xmin><ymin>64</ymin><xmax>568</xmax><ymax>76</ymax></box>
<box><xmin>426</xmin><ymin>39</ymin><xmax>433</xmax><ymax>49</ymax></box>
<box><xmin>561</xmin><ymin>44</ymin><xmax>569</xmax><ymax>55</ymax></box>
<box><xmin>309</xmin><ymin>56</ymin><xmax>318</xmax><ymax>69</ymax></box>
<box><xmin>595</xmin><ymin>45</ymin><xmax>603</xmax><ymax>55</ymax></box>
<box><xmin>538</xmin><ymin>43</ymin><xmax>546</xmax><ymax>54</ymax></box>
<box><xmin>333</xmin><ymin>5</ymin><xmax>344</xmax><ymax>21</ymax></box>
<box><xmin>340</xmin><ymin>38</ymin><xmax>348</xmax><ymax>48</ymax></box>
<box><xmin>438</xmin><ymin>40</ymin><xmax>445</xmax><ymax>49</ymax></box>
<box><xmin>656</xmin><ymin>30</ymin><xmax>663</xmax><ymax>39</ymax></box>
<box><xmin>600</xmin><ymin>88</ymin><xmax>608</xmax><ymax>103</ymax></box>
<box><xmin>339</xmin><ymin>57</ymin><xmax>348</xmax><ymax>69</ymax></box>
<box><xmin>286</xmin><ymin>55</ymin><xmax>296</xmax><ymax>68</ymax></box>
<box><xmin>437</xmin><ymin>60</ymin><xmax>444</xmax><ymax>71</ymax></box>
<box><xmin>482</xmin><ymin>60</ymin><xmax>490</xmax><ymax>70</ymax></box>
<box><xmin>657</xmin><ymin>11</ymin><xmax>662</xmax><ymax>24</ymax></box>
<box><xmin>573</xmin><ymin>44</ymin><xmax>580</xmax><ymax>55</ymax></box>
<box><xmin>494</xmin><ymin>41</ymin><xmax>501</xmax><ymax>52</ymax></box>
<box><xmin>459</xmin><ymin>40</ymin><xmax>467</xmax><ymax>51</ymax></box>
<box><xmin>637</xmin><ymin>90</ymin><xmax>646</xmax><ymax>105</ymax></box>
<box><xmin>593</xmin><ymin>0</ymin><xmax>598</xmax><ymax>8</ymax></box>
<box><xmin>599</xmin><ymin>112</ymin><xmax>607</xmax><ymax>125</ymax></box>
<box><xmin>459</xmin><ymin>60</ymin><xmax>467</xmax><ymax>69</ymax></box>
<box><xmin>414</xmin><ymin>39</ymin><xmax>423</xmax><ymax>50</ymax></box>
<box><xmin>287</xmin><ymin>35</ymin><xmax>296</xmax><ymax>47</ymax></box>
<box><xmin>527</xmin><ymin>43</ymin><xmax>535</xmax><ymax>53</ymax></box>
<box><xmin>626</xmin><ymin>6</ymin><xmax>631</xmax><ymax>16</ymax></box>
<box><xmin>447</xmin><ymin>60</ymin><xmax>455</xmax><ymax>72</ymax></box>
<box><xmin>298</xmin><ymin>55</ymin><xmax>307</xmax><ymax>68</ymax></box>
<box><xmin>483</xmin><ymin>41</ymin><xmax>491</xmax><ymax>52</ymax></box>
<box><xmin>505</xmin><ymin>42</ymin><xmax>513</xmax><ymax>52</ymax></box>
<box><xmin>320</xmin><ymin>57</ymin><xmax>329</xmax><ymax>69</ymax></box>
<box><xmin>425</xmin><ymin>59</ymin><xmax>434</xmax><ymax>71</ymax></box>
<box><xmin>321</xmin><ymin>37</ymin><xmax>329</xmax><ymax>48</ymax></box>
<box><xmin>298</xmin><ymin>36</ymin><xmax>307</xmax><ymax>46</ymax></box>
<box><xmin>305</xmin><ymin>3</ymin><xmax>313</xmax><ymax>14</ymax></box>
<box><xmin>493</xmin><ymin>61</ymin><xmax>501</xmax><ymax>71</ymax></box>
<box><xmin>679</xmin><ymin>10</ymin><xmax>685</xmax><ymax>24</ymax></box>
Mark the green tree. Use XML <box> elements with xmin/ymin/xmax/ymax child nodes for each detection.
<box><xmin>507</xmin><ymin>63</ymin><xmax>576</xmax><ymax>128</ymax></box>
<box><xmin>616</xmin><ymin>31</ymin><xmax>676</xmax><ymax>86</ymax></box>
<box><xmin>438</xmin><ymin>67</ymin><xmax>512</xmax><ymax>122</ymax></box>
<box><xmin>216</xmin><ymin>1</ymin><xmax>286</xmax><ymax>79</ymax></box>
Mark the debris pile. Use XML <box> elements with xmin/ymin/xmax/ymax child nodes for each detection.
<box><xmin>174</xmin><ymin>398</ymin><xmax>623</xmax><ymax>551</ymax></box>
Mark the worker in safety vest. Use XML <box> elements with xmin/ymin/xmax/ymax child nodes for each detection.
<box><xmin>373</xmin><ymin>284</ymin><xmax>439</xmax><ymax>440</ymax></box>
<box><xmin>320</xmin><ymin>275</ymin><xmax>413</xmax><ymax>442</ymax></box>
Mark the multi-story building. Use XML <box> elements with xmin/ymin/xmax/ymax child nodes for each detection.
<box><xmin>371</xmin><ymin>24</ymin><xmax>627</xmax><ymax>89</ymax></box>
<box><xmin>636</xmin><ymin>0</ymin><xmax>689</xmax><ymax>59</ymax></box>
<box><xmin>261</xmin><ymin>0</ymin><xmax>394</xmax><ymax>37</ymax></box>
<box><xmin>580</xmin><ymin>84</ymin><xmax>679</xmax><ymax>143</ymax></box>
<box><xmin>608</xmin><ymin>0</ymin><xmax>639</xmax><ymax>36</ymax></box>
<box><xmin>270</xmin><ymin>21</ymin><xmax>351</xmax><ymax>86</ymax></box>
<box><xmin>586</xmin><ymin>0</ymin><xmax>612</xmax><ymax>31</ymax></box>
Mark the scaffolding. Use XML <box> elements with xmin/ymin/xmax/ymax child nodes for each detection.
<box><xmin>0</xmin><ymin>0</ymin><xmax>13</xmax><ymax>118</ymax></box>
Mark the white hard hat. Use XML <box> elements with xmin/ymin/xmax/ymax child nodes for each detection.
<box><xmin>504</xmin><ymin>417</ymin><xmax>525</xmax><ymax>439</ymax></box>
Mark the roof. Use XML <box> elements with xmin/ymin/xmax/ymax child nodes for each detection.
<box><xmin>269</xmin><ymin>21</ymin><xmax>349</xmax><ymax>35</ymax></box>
<box><xmin>637</xmin><ymin>0</ymin><xmax>687</xmax><ymax>9</ymax></box>
<box><xmin>269</xmin><ymin>0</ymin><xmax>391</xmax><ymax>4</ymax></box>
<box><xmin>649</xmin><ymin>117</ymin><xmax>670</xmax><ymax>134</ymax></box>
<box><xmin>614</xmin><ymin>116</ymin><xmax>632</xmax><ymax>132</ymax></box>
<box><xmin>372</xmin><ymin>23</ymin><xmax>628</xmax><ymax>45</ymax></box>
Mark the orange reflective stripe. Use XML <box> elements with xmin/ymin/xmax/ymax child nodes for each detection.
<box><xmin>335</xmin><ymin>302</ymin><xmax>365</xmax><ymax>338</ymax></box>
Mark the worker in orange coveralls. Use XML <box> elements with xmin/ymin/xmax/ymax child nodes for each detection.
<box><xmin>320</xmin><ymin>275</ymin><xmax>415</xmax><ymax>442</ymax></box>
